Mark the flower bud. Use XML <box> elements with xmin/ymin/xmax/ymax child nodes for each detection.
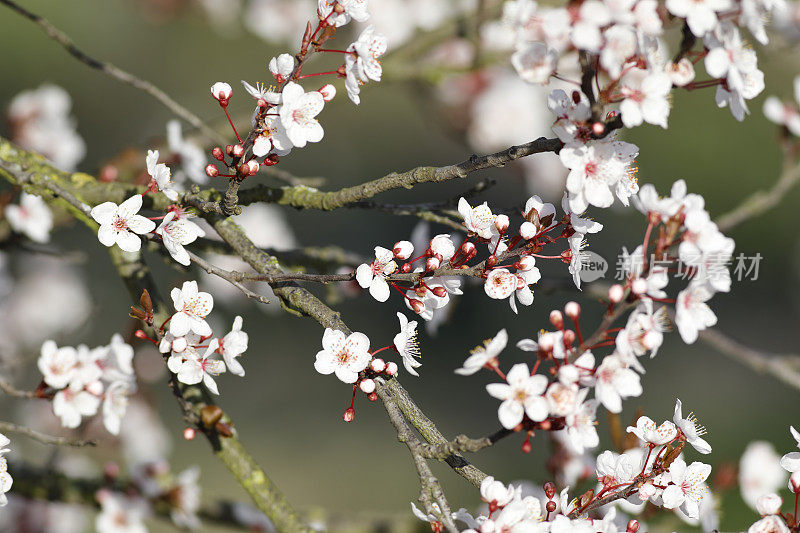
<box><xmin>461</xmin><ymin>241</ymin><xmax>476</xmax><ymax>255</ymax></box>
<box><xmin>393</xmin><ymin>240</ymin><xmax>414</xmax><ymax>260</ymax></box>
<box><xmin>626</xmin><ymin>519</ymin><xmax>639</xmax><ymax>533</ymax></box>
<box><xmin>401</xmin><ymin>263</ymin><xmax>412</xmax><ymax>273</ymax></box>
<box><xmin>432</xmin><ymin>286</ymin><xmax>447</xmax><ymax>298</ymax></box>
<box><xmin>631</xmin><ymin>277</ymin><xmax>648</xmax><ymax>295</ymax></box>
<box><xmin>205</xmin><ymin>164</ymin><xmax>219</xmax><ymax>177</ymax></box>
<box><xmin>517</xmin><ymin>256</ymin><xmax>536</xmax><ymax>271</ymax></box>
<box><xmin>210</xmin><ymin>81</ymin><xmax>232</xmax><ymax>105</ymax></box>
<box><xmin>495</xmin><ymin>214</ymin><xmax>510</xmax><ymax>233</ymax></box>
<box><xmin>521</xmin><ymin>439</ymin><xmax>531</xmax><ymax>453</ymax></box>
<box><xmin>134</xmin><ymin>329</ymin><xmax>149</xmax><ymax>340</ymax></box>
<box><xmin>608</xmin><ymin>283</ymin><xmax>624</xmax><ymax>303</ymax></box>
<box><xmin>384</xmin><ymin>361</ymin><xmax>398</xmax><ymax>376</ymax></box>
<box><xmin>431</xmin><ymin>234</ymin><xmax>456</xmax><ymax>261</ymax></box>
<box><xmin>342</xmin><ymin>408</ymin><xmax>355</xmax><ymax>422</ymax></box>
<box><xmin>519</xmin><ymin>221</ymin><xmax>537</xmax><ymax>240</ymax></box>
<box><xmin>544</xmin><ymin>481</ymin><xmax>556</xmax><ymax>499</ymax></box>
<box><xmin>212</xmin><ymin>147</ymin><xmax>225</xmax><ymax>161</ymax></box>
<box><xmin>426</xmin><ymin>256</ymin><xmax>441</xmax><ymax>271</ymax></box>
<box><xmin>560</xmin><ymin>249</ymin><xmax>572</xmax><ymax>264</ymax></box>
<box><xmin>103</xmin><ymin>462</ymin><xmax>120</xmax><ymax>480</ymax></box>
<box><xmin>232</xmin><ymin>144</ymin><xmax>245</xmax><ymax>158</ymax></box>
<box><xmin>263</xmin><ymin>154</ymin><xmax>280</xmax><ymax>166</ymax></box>
<box><xmin>563</xmin><ymin>329</ymin><xmax>576</xmax><ymax>346</ymax></box>
<box><xmin>370</xmin><ymin>358</ymin><xmax>385</xmax><ymax>373</ymax></box>
<box><xmin>592</xmin><ymin>121</ymin><xmax>605</xmax><ymax>136</ymax></box>
<box><xmin>367</xmin><ymin>392</ymin><xmax>378</xmax><ymax>402</ymax></box>
<box><xmin>486</xmin><ymin>255</ymin><xmax>497</xmax><ymax>269</ymax></box>
<box><xmin>545</xmin><ymin>500</ymin><xmax>557</xmax><ymax>513</ymax></box>
<box><xmin>564</xmin><ymin>301</ymin><xmax>580</xmax><ymax>319</ymax></box>
<box><xmin>246</xmin><ymin>160</ymin><xmax>260</xmax><ymax>176</ymax></box>
<box><xmin>319</xmin><ymin>83</ymin><xmax>336</xmax><ymax>101</ymax></box>
<box><xmin>86</xmin><ymin>380</ymin><xmax>104</xmax><ymax>396</ymax></box>
<box><xmin>538</xmin><ymin>332</ymin><xmax>555</xmax><ymax>352</ymax></box>
<box><xmin>410</xmin><ymin>299</ymin><xmax>425</xmax><ymax>314</ymax></box>
<box><xmin>756</xmin><ymin>493</ymin><xmax>782</xmax><ymax>515</ymax></box>
<box><xmin>183</xmin><ymin>427</ymin><xmax>196</xmax><ymax>440</ymax></box>
<box><xmin>225</xmin><ymin>144</ymin><xmax>234</xmax><ymax>156</ymax></box>
<box><xmin>790</xmin><ymin>471</ymin><xmax>800</xmax><ymax>493</ymax></box>
<box><xmin>549</xmin><ymin>310</ymin><xmax>564</xmax><ymax>329</ymax></box>
<box><xmin>359</xmin><ymin>379</ymin><xmax>376</xmax><ymax>394</ymax></box>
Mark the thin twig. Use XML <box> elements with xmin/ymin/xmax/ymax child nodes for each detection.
<box><xmin>0</xmin><ymin>376</ymin><xmax>38</xmax><ymax>399</ymax></box>
<box><xmin>0</xmin><ymin>421</ymin><xmax>95</xmax><ymax>447</ymax></box>
<box><xmin>185</xmin><ymin>250</ymin><xmax>271</xmax><ymax>305</ymax></box>
<box><xmin>0</xmin><ymin>0</ymin><xmax>222</xmax><ymax>144</ymax></box>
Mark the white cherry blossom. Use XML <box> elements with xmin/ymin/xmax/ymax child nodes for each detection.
<box><xmin>345</xmin><ymin>26</ymin><xmax>387</xmax><ymax>105</ymax></box>
<box><xmin>91</xmin><ymin>195</ymin><xmax>156</xmax><ymax>253</ymax></box>
<box><xmin>484</xmin><ymin>269</ymin><xmax>518</xmax><ymax>300</ymax></box>
<box><xmin>279</xmin><ymin>82</ymin><xmax>325</xmax><ymax>148</ymax></box>
<box><xmin>155</xmin><ymin>211</ymin><xmax>205</xmax><ymax>266</ymax></box>
<box><xmin>355</xmin><ymin>246</ymin><xmax>397</xmax><ymax>302</ymax></box>
<box><xmin>511</xmin><ymin>42</ymin><xmax>557</xmax><ymax>84</ymax></box>
<box><xmin>675</xmin><ymin>283</ymin><xmax>717</xmax><ymax>344</ymax></box>
<box><xmin>674</xmin><ymin>398</ymin><xmax>712</xmax><ymax>453</ymax></box>
<box><xmin>561</xmin><ymin>139</ymin><xmax>639</xmax><ymax>213</ymax></box>
<box><xmin>593</xmin><ymin>353</ymin><xmax>642</xmax><ymax>413</ymax></box>
<box><xmin>486</xmin><ymin>363</ymin><xmax>548</xmax><ymax>429</ymax></box>
<box><xmin>455</xmin><ymin>329</ymin><xmax>507</xmax><ymax>375</ymax></box>
<box><xmin>662</xmin><ymin>458</ymin><xmax>712</xmax><ymax>520</ymax></box>
<box><xmin>53</xmin><ymin>387</ymin><xmax>101</xmax><ymax>428</ymax></box>
<box><xmin>220</xmin><ymin>316</ymin><xmax>248</xmax><ymax>376</ymax></box>
<box><xmin>145</xmin><ymin>150</ymin><xmax>178</xmax><ymax>201</ymax></box>
<box><xmin>169</xmin><ymin>281</ymin><xmax>214</xmax><ymax>337</ymax></box>
<box><xmin>666</xmin><ymin>0</ymin><xmax>732</xmax><ymax>36</ymax></box>
<box><xmin>38</xmin><ymin>340</ymin><xmax>77</xmax><ymax>389</ymax></box>
<box><xmin>168</xmin><ymin>339</ymin><xmax>226</xmax><ymax>395</ymax></box>
<box><xmin>318</xmin><ymin>0</ymin><xmax>369</xmax><ymax>27</ymax></box>
<box><xmin>5</xmin><ymin>192</ymin><xmax>53</xmax><ymax>243</ymax></box>
<box><xmin>619</xmin><ymin>68</ymin><xmax>672</xmax><ymax>128</ymax></box>
<box><xmin>394</xmin><ymin>313</ymin><xmax>421</xmax><ymax>376</ymax></box>
<box><xmin>314</xmin><ymin>328</ymin><xmax>371</xmax><ymax>383</ymax></box>
<box><xmin>627</xmin><ymin>416</ymin><xmax>678</xmax><ymax>445</ymax></box>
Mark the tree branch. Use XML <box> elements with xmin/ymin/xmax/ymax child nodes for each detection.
<box><xmin>0</xmin><ymin>421</ymin><xmax>95</xmax><ymax>447</ymax></box>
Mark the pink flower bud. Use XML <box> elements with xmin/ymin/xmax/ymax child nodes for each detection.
<box><xmin>549</xmin><ymin>310</ymin><xmax>564</xmax><ymax>329</ymax></box>
<box><xmin>431</xmin><ymin>286</ymin><xmax>447</xmax><ymax>298</ymax></box>
<box><xmin>367</xmin><ymin>392</ymin><xmax>378</xmax><ymax>401</ymax></box>
<box><xmin>426</xmin><ymin>256</ymin><xmax>441</xmax><ymax>270</ymax></box>
<box><xmin>384</xmin><ymin>361</ymin><xmax>398</xmax><ymax>375</ymax></box>
<box><xmin>264</xmin><ymin>154</ymin><xmax>280</xmax><ymax>166</ymax></box>
<box><xmin>205</xmin><ymin>164</ymin><xmax>219</xmax><ymax>177</ymax></box>
<box><xmin>103</xmin><ymin>462</ymin><xmax>120</xmax><ymax>480</ymax></box>
<box><xmin>247</xmin><ymin>160</ymin><xmax>260</xmax><ymax>175</ymax></box>
<box><xmin>232</xmin><ymin>144</ymin><xmax>245</xmax><ymax>158</ymax></box>
<box><xmin>626</xmin><ymin>520</ymin><xmax>639</xmax><ymax>533</ymax></box>
<box><xmin>631</xmin><ymin>277</ymin><xmax>648</xmax><ymax>295</ymax></box>
<box><xmin>410</xmin><ymin>299</ymin><xmax>425</xmax><ymax>314</ymax></box>
<box><xmin>486</xmin><ymin>255</ymin><xmax>498</xmax><ymax>268</ymax></box>
<box><xmin>790</xmin><ymin>471</ymin><xmax>800</xmax><ymax>493</ymax></box>
<box><xmin>86</xmin><ymin>381</ymin><xmax>104</xmax><ymax>396</ymax></box>
<box><xmin>564</xmin><ymin>301</ymin><xmax>580</xmax><ymax>319</ymax></box>
<box><xmin>225</xmin><ymin>144</ymin><xmax>234</xmax><ymax>156</ymax></box>
<box><xmin>370</xmin><ymin>359</ymin><xmax>386</xmax><ymax>373</ymax></box>
<box><xmin>592</xmin><ymin>121</ymin><xmax>605</xmax><ymax>136</ymax></box>
<box><xmin>183</xmin><ymin>428</ymin><xmax>196</xmax><ymax>440</ymax></box>
<box><xmin>319</xmin><ymin>83</ymin><xmax>336</xmax><ymax>101</ymax></box>
<box><xmin>521</xmin><ymin>439</ymin><xmax>531</xmax><ymax>453</ymax></box>
<box><xmin>212</xmin><ymin>147</ymin><xmax>225</xmax><ymax>161</ymax></box>
<box><xmin>545</xmin><ymin>500</ymin><xmax>557</xmax><ymax>513</ymax></box>
<box><xmin>519</xmin><ymin>221</ymin><xmax>537</xmax><ymax>240</ymax></box>
<box><xmin>461</xmin><ymin>241</ymin><xmax>476</xmax><ymax>255</ymax></box>
<box><xmin>608</xmin><ymin>284</ymin><xmax>624</xmax><ymax>303</ymax></box>
<box><xmin>495</xmin><ymin>214</ymin><xmax>510</xmax><ymax>232</ymax></box>
<box><xmin>756</xmin><ymin>493</ymin><xmax>782</xmax><ymax>515</ymax></box>
<box><xmin>517</xmin><ymin>256</ymin><xmax>536</xmax><ymax>271</ymax></box>
<box><xmin>393</xmin><ymin>240</ymin><xmax>414</xmax><ymax>260</ymax></box>
<box><xmin>544</xmin><ymin>482</ymin><xmax>556</xmax><ymax>499</ymax></box>
<box><xmin>342</xmin><ymin>408</ymin><xmax>355</xmax><ymax>422</ymax></box>
<box><xmin>563</xmin><ymin>329</ymin><xmax>576</xmax><ymax>345</ymax></box>
<box><xmin>210</xmin><ymin>82</ymin><xmax>232</xmax><ymax>105</ymax></box>
<box><xmin>359</xmin><ymin>379</ymin><xmax>376</xmax><ymax>394</ymax></box>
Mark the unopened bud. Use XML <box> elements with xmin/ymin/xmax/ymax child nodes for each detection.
<box><xmin>410</xmin><ymin>299</ymin><xmax>425</xmax><ymax>314</ymax></box>
<box><xmin>384</xmin><ymin>361</ymin><xmax>398</xmax><ymax>376</ymax></box>
<box><xmin>563</xmin><ymin>329</ymin><xmax>576</xmax><ymax>346</ymax></box>
<box><xmin>225</xmin><ymin>144</ymin><xmax>234</xmax><ymax>156</ymax></box>
<box><xmin>263</xmin><ymin>154</ymin><xmax>280</xmax><ymax>166</ymax></box>
<box><xmin>247</xmin><ymin>160</ymin><xmax>260</xmax><ymax>175</ymax></box>
<box><xmin>626</xmin><ymin>519</ymin><xmax>639</xmax><ymax>533</ymax></box>
<box><xmin>401</xmin><ymin>263</ymin><xmax>412</xmax><ymax>273</ymax></box>
<box><xmin>319</xmin><ymin>83</ymin><xmax>336</xmax><ymax>101</ymax></box>
<box><xmin>232</xmin><ymin>144</ymin><xmax>245</xmax><ymax>158</ymax></box>
<box><xmin>549</xmin><ymin>310</ymin><xmax>564</xmax><ymax>329</ymax></box>
<box><xmin>517</xmin><ymin>256</ymin><xmax>536</xmax><ymax>271</ymax></box>
<box><xmin>426</xmin><ymin>256</ymin><xmax>441</xmax><ymax>270</ymax></box>
<box><xmin>560</xmin><ymin>249</ymin><xmax>572</xmax><ymax>264</ymax></box>
<box><xmin>521</xmin><ymin>439</ymin><xmax>531</xmax><ymax>453</ymax></box>
<box><xmin>103</xmin><ymin>462</ymin><xmax>120</xmax><ymax>480</ymax></box>
<box><xmin>342</xmin><ymin>408</ymin><xmax>355</xmax><ymax>422</ymax></box>
<box><xmin>461</xmin><ymin>241</ymin><xmax>476</xmax><ymax>255</ymax></box>
<box><xmin>519</xmin><ymin>221</ymin><xmax>537</xmax><ymax>240</ymax></box>
<box><xmin>212</xmin><ymin>147</ymin><xmax>224</xmax><ymax>161</ymax></box>
<box><xmin>86</xmin><ymin>381</ymin><xmax>104</xmax><ymax>396</ymax></box>
<box><xmin>359</xmin><ymin>379</ymin><xmax>376</xmax><ymax>394</ymax></box>
<box><xmin>539</xmin><ymin>332</ymin><xmax>555</xmax><ymax>352</ymax></box>
<box><xmin>205</xmin><ymin>164</ymin><xmax>219</xmax><ymax>177</ymax></box>
<box><xmin>486</xmin><ymin>255</ymin><xmax>497</xmax><ymax>268</ymax></box>
<box><xmin>495</xmin><ymin>214</ymin><xmax>510</xmax><ymax>233</ymax></box>
<box><xmin>631</xmin><ymin>277</ymin><xmax>648</xmax><ymax>296</ymax></box>
<box><xmin>183</xmin><ymin>427</ymin><xmax>196</xmax><ymax>440</ymax></box>
<box><xmin>545</xmin><ymin>500</ymin><xmax>557</xmax><ymax>513</ymax></box>
<box><xmin>539</xmin><ymin>419</ymin><xmax>552</xmax><ymax>430</ymax></box>
<box><xmin>210</xmin><ymin>81</ymin><xmax>232</xmax><ymax>105</ymax></box>
<box><xmin>544</xmin><ymin>481</ymin><xmax>556</xmax><ymax>499</ymax></box>
<box><xmin>564</xmin><ymin>301</ymin><xmax>581</xmax><ymax>319</ymax></box>
<box><xmin>393</xmin><ymin>240</ymin><xmax>414</xmax><ymax>260</ymax></box>
<box><xmin>790</xmin><ymin>471</ymin><xmax>800</xmax><ymax>493</ymax></box>
<box><xmin>367</xmin><ymin>392</ymin><xmax>378</xmax><ymax>401</ymax></box>
<box><xmin>134</xmin><ymin>329</ymin><xmax>149</xmax><ymax>340</ymax></box>
<box><xmin>431</xmin><ymin>286</ymin><xmax>447</xmax><ymax>298</ymax></box>
<box><xmin>756</xmin><ymin>493</ymin><xmax>782</xmax><ymax>515</ymax></box>
<box><xmin>370</xmin><ymin>358</ymin><xmax>386</xmax><ymax>373</ymax></box>
<box><xmin>608</xmin><ymin>283</ymin><xmax>624</xmax><ymax>303</ymax></box>
<box><xmin>592</xmin><ymin>121</ymin><xmax>605</xmax><ymax>136</ymax></box>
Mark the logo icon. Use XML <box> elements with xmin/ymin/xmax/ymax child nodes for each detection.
<box><xmin>579</xmin><ymin>251</ymin><xmax>608</xmax><ymax>283</ymax></box>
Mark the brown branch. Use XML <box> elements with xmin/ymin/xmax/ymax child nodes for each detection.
<box><xmin>0</xmin><ymin>375</ymin><xmax>38</xmax><ymax>399</ymax></box>
<box><xmin>0</xmin><ymin>0</ymin><xmax>223</xmax><ymax>144</ymax></box>
<box><xmin>0</xmin><ymin>421</ymin><xmax>95</xmax><ymax>447</ymax></box>
<box><xmin>184</xmin><ymin>249</ymin><xmax>271</xmax><ymax>305</ymax></box>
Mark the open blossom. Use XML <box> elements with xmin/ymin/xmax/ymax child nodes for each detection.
<box><xmin>38</xmin><ymin>340</ymin><xmax>77</xmax><ymax>389</ymax></box>
<box><xmin>96</xmin><ymin>493</ymin><xmax>149</xmax><ymax>533</ymax></box>
<box><xmin>674</xmin><ymin>399</ymin><xmax>712</xmax><ymax>453</ymax></box>
<box><xmin>666</xmin><ymin>0</ymin><xmax>731</xmax><ymax>36</ymax></box>
<box><xmin>740</xmin><ymin>441</ymin><xmax>788</xmax><ymax>509</ymax></box>
<box><xmin>561</xmin><ymin>138</ymin><xmax>639</xmax><ymax>213</ymax></box>
<box><xmin>279</xmin><ymin>82</ymin><xmax>325</xmax><ymax>148</ymax></box>
<box><xmin>593</xmin><ymin>353</ymin><xmax>642</xmax><ymax>413</ymax></box>
<box><xmin>344</xmin><ymin>26</ymin><xmax>387</xmax><ymax>105</ymax></box>
<box><xmin>480</xmin><ymin>476</ymin><xmax>516</xmax><ymax>507</ymax></box>
<box><xmin>675</xmin><ymin>283</ymin><xmax>717</xmax><ymax>344</ymax></box>
<box><xmin>91</xmin><ymin>195</ymin><xmax>156</xmax><ymax>253</ymax></box>
<box><xmin>355</xmin><ymin>246</ymin><xmax>397</xmax><ymax>302</ymax></box>
<box><xmin>314</xmin><ymin>328</ymin><xmax>371</xmax><ymax>383</ymax></box>
<box><xmin>53</xmin><ymin>387</ymin><xmax>101</xmax><ymax>428</ymax></box>
<box><xmin>749</xmin><ymin>516</ymin><xmax>791</xmax><ymax>533</ymax></box>
<box><xmin>253</xmin><ymin>114</ymin><xmax>293</xmax><ymax>157</ymax></box>
<box><xmin>103</xmin><ymin>380</ymin><xmax>135</xmax><ymax>435</ymax></box>
<box><xmin>155</xmin><ymin>211</ymin><xmax>205</xmax><ymax>266</ymax></box>
<box><xmin>565</xmin><ymin>393</ymin><xmax>600</xmax><ymax>452</ymax></box>
<box><xmin>169</xmin><ymin>281</ymin><xmax>214</xmax><ymax>337</ymax></box>
<box><xmin>619</xmin><ymin>68</ymin><xmax>672</xmax><ymax>128</ymax></box>
<box><xmin>170</xmin><ymin>467</ymin><xmax>202</xmax><ymax>529</ymax></box>
<box><xmin>627</xmin><ymin>416</ymin><xmax>678</xmax><ymax>445</ymax></box>
<box><xmin>458</xmin><ymin>198</ymin><xmax>496</xmax><ymax>239</ymax></box>
<box><xmin>145</xmin><ymin>150</ymin><xmax>178</xmax><ymax>201</ymax></box>
<box><xmin>780</xmin><ymin>426</ymin><xmax>800</xmax><ymax>473</ymax></box>
<box><xmin>220</xmin><ymin>316</ymin><xmax>248</xmax><ymax>376</ymax></box>
<box><xmin>662</xmin><ymin>458</ymin><xmax>712</xmax><ymax>520</ymax></box>
<box><xmin>455</xmin><ymin>329</ymin><xmax>507</xmax><ymax>375</ymax></box>
<box><xmin>317</xmin><ymin>0</ymin><xmax>369</xmax><ymax>27</ymax></box>
<box><xmin>268</xmin><ymin>53</ymin><xmax>294</xmax><ymax>82</ymax></box>
<box><xmin>168</xmin><ymin>339</ymin><xmax>226</xmax><ymax>395</ymax></box>
<box><xmin>394</xmin><ymin>313</ymin><xmax>421</xmax><ymax>376</ymax></box>
<box><xmin>511</xmin><ymin>42</ymin><xmax>557</xmax><ymax>84</ymax></box>
<box><xmin>241</xmin><ymin>80</ymin><xmax>281</xmax><ymax>106</ymax></box>
<box><xmin>5</xmin><ymin>192</ymin><xmax>53</xmax><ymax>243</ymax></box>
<box><xmin>484</xmin><ymin>268</ymin><xmax>518</xmax><ymax>300</ymax></box>
<box><xmin>486</xmin><ymin>363</ymin><xmax>548</xmax><ymax>429</ymax></box>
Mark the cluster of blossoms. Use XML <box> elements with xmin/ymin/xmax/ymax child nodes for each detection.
<box><xmin>157</xmin><ymin>281</ymin><xmax>249</xmax><ymax>395</ymax></box>
<box><xmin>37</xmin><ymin>335</ymin><xmax>136</xmax><ymax>433</ymax></box>
<box><xmin>95</xmin><ymin>462</ymin><xmax>201</xmax><ymax>533</ymax></box>
<box><xmin>414</xmin><ymin>400</ymin><xmax>713</xmax><ymax>532</ymax></box>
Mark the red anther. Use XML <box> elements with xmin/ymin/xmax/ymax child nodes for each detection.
<box><xmin>212</xmin><ymin>147</ymin><xmax>224</xmax><ymax>161</ymax></box>
<box><xmin>571</xmin><ymin>91</ymin><xmax>582</xmax><ymax>105</ymax></box>
<box><xmin>486</xmin><ymin>255</ymin><xmax>498</xmax><ymax>268</ymax></box>
<box><xmin>232</xmin><ymin>144</ymin><xmax>245</xmax><ymax>158</ymax></box>
<box><xmin>431</xmin><ymin>286</ymin><xmax>447</xmax><ymax>298</ymax></box>
<box><xmin>183</xmin><ymin>428</ymin><xmax>196</xmax><ymax>441</ymax></box>
<box><xmin>410</xmin><ymin>299</ymin><xmax>425</xmax><ymax>314</ymax></box>
<box><xmin>225</xmin><ymin>144</ymin><xmax>234</xmax><ymax>156</ymax></box>
<box><xmin>205</xmin><ymin>164</ymin><xmax>219</xmax><ymax>177</ymax></box>
<box><xmin>342</xmin><ymin>407</ymin><xmax>355</xmax><ymax>422</ymax></box>
<box><xmin>544</xmin><ymin>481</ymin><xmax>556</xmax><ymax>500</ymax></box>
<box><xmin>263</xmin><ymin>154</ymin><xmax>280</xmax><ymax>166</ymax></box>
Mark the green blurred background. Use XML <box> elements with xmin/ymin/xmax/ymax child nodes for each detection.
<box><xmin>1</xmin><ymin>0</ymin><xmax>799</xmax><ymax>531</ymax></box>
